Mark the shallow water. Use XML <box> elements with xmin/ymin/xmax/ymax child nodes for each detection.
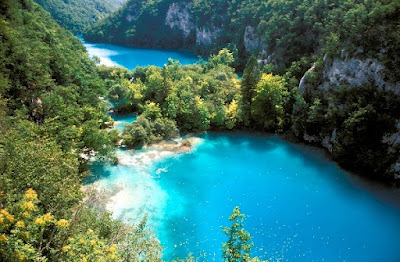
<box><xmin>77</xmin><ymin>36</ymin><xmax>200</xmax><ymax>68</ymax></box>
<box><xmin>107</xmin><ymin>112</ymin><xmax>137</xmax><ymax>131</ymax></box>
<box><xmin>89</xmin><ymin>133</ymin><xmax>400</xmax><ymax>262</ymax></box>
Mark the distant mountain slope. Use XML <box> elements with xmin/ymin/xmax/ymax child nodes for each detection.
<box><xmin>34</xmin><ymin>0</ymin><xmax>127</xmax><ymax>33</ymax></box>
<box><xmin>83</xmin><ymin>0</ymin><xmax>399</xmax><ymax>75</ymax></box>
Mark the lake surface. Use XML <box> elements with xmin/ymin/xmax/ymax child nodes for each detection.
<box><xmin>77</xmin><ymin>36</ymin><xmax>200</xmax><ymax>68</ymax></box>
<box><xmin>89</xmin><ymin>133</ymin><xmax>400</xmax><ymax>262</ymax></box>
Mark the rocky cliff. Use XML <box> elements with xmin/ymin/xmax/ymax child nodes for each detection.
<box><xmin>298</xmin><ymin>52</ymin><xmax>400</xmax><ymax>182</ymax></box>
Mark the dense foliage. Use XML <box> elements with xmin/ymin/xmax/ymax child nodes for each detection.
<box><xmin>102</xmin><ymin>44</ymin><xmax>400</xmax><ymax>183</ymax></box>
<box><xmin>0</xmin><ymin>0</ymin><xmax>161</xmax><ymax>260</ymax></box>
<box><xmin>98</xmin><ymin>50</ymin><xmax>243</xmax><ymax>134</ymax></box>
<box><xmin>34</xmin><ymin>0</ymin><xmax>125</xmax><ymax>33</ymax></box>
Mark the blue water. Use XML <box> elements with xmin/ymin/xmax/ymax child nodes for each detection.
<box><xmin>108</xmin><ymin>112</ymin><xmax>137</xmax><ymax>131</ymax></box>
<box><xmin>90</xmin><ymin>133</ymin><xmax>400</xmax><ymax>262</ymax></box>
<box><xmin>77</xmin><ymin>36</ymin><xmax>200</xmax><ymax>68</ymax></box>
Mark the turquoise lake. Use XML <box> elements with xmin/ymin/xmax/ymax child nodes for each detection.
<box><xmin>82</xmin><ymin>38</ymin><xmax>400</xmax><ymax>261</ymax></box>
<box><xmin>90</xmin><ymin>133</ymin><xmax>400</xmax><ymax>262</ymax></box>
<box><xmin>78</xmin><ymin>36</ymin><xmax>200</xmax><ymax>68</ymax></box>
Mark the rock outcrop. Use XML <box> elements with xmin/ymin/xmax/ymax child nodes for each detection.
<box><xmin>196</xmin><ymin>26</ymin><xmax>221</xmax><ymax>46</ymax></box>
<box><xmin>300</xmin><ymin>54</ymin><xmax>400</xmax><ymax>95</ymax></box>
<box><xmin>165</xmin><ymin>2</ymin><xmax>194</xmax><ymax>38</ymax></box>
<box><xmin>244</xmin><ymin>26</ymin><xmax>262</xmax><ymax>52</ymax></box>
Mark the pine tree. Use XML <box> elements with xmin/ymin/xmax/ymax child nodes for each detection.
<box><xmin>222</xmin><ymin>206</ymin><xmax>254</xmax><ymax>262</ymax></box>
<box><xmin>241</xmin><ymin>56</ymin><xmax>260</xmax><ymax>127</ymax></box>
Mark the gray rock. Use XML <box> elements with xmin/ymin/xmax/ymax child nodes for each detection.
<box><xmin>165</xmin><ymin>2</ymin><xmax>194</xmax><ymax>38</ymax></box>
<box><xmin>320</xmin><ymin>57</ymin><xmax>400</xmax><ymax>94</ymax></box>
<box><xmin>244</xmin><ymin>26</ymin><xmax>262</xmax><ymax>52</ymax></box>
<box><xmin>303</xmin><ymin>133</ymin><xmax>318</xmax><ymax>143</ymax></box>
<box><xmin>196</xmin><ymin>27</ymin><xmax>221</xmax><ymax>46</ymax></box>
<box><xmin>298</xmin><ymin>63</ymin><xmax>316</xmax><ymax>94</ymax></box>
<box><xmin>321</xmin><ymin>129</ymin><xmax>337</xmax><ymax>153</ymax></box>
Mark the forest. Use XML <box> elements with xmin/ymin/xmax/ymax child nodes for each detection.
<box><xmin>34</xmin><ymin>0</ymin><xmax>124</xmax><ymax>33</ymax></box>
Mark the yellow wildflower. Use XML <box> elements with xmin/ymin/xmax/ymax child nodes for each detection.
<box><xmin>34</xmin><ymin>217</ymin><xmax>45</xmax><ymax>226</ymax></box>
<box><xmin>20</xmin><ymin>201</ymin><xmax>35</xmax><ymax>211</ymax></box>
<box><xmin>16</xmin><ymin>252</ymin><xmax>25</xmax><ymax>260</ymax></box>
<box><xmin>106</xmin><ymin>244</ymin><xmax>117</xmax><ymax>253</ymax></box>
<box><xmin>43</xmin><ymin>213</ymin><xmax>53</xmax><ymax>222</ymax></box>
<box><xmin>56</xmin><ymin>219</ymin><xmax>69</xmax><ymax>228</ymax></box>
<box><xmin>0</xmin><ymin>209</ymin><xmax>15</xmax><ymax>223</ymax></box>
<box><xmin>25</xmin><ymin>188</ymin><xmax>38</xmax><ymax>200</ymax></box>
<box><xmin>0</xmin><ymin>234</ymin><xmax>7</xmax><ymax>242</ymax></box>
<box><xmin>16</xmin><ymin>220</ymin><xmax>25</xmax><ymax>228</ymax></box>
<box><xmin>62</xmin><ymin>245</ymin><xmax>70</xmax><ymax>252</ymax></box>
<box><xmin>22</xmin><ymin>232</ymin><xmax>29</xmax><ymax>239</ymax></box>
<box><xmin>107</xmin><ymin>254</ymin><xmax>117</xmax><ymax>260</ymax></box>
<box><xmin>68</xmin><ymin>237</ymin><xmax>74</xmax><ymax>242</ymax></box>
<box><xmin>81</xmin><ymin>257</ymin><xmax>87</xmax><ymax>262</ymax></box>
<box><xmin>0</xmin><ymin>214</ymin><xmax>4</xmax><ymax>224</ymax></box>
<box><xmin>79</xmin><ymin>239</ymin><xmax>85</xmax><ymax>244</ymax></box>
<box><xmin>22</xmin><ymin>212</ymin><xmax>30</xmax><ymax>218</ymax></box>
<box><xmin>7</xmin><ymin>215</ymin><xmax>15</xmax><ymax>223</ymax></box>
<box><xmin>87</xmin><ymin>229</ymin><xmax>93</xmax><ymax>233</ymax></box>
<box><xmin>90</xmin><ymin>240</ymin><xmax>96</xmax><ymax>246</ymax></box>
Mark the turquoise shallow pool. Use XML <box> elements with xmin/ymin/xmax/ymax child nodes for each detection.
<box><xmin>90</xmin><ymin>133</ymin><xmax>400</xmax><ymax>261</ymax></box>
<box><xmin>108</xmin><ymin>112</ymin><xmax>137</xmax><ymax>131</ymax></box>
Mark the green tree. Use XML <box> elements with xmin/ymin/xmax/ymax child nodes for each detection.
<box><xmin>225</xmin><ymin>100</ymin><xmax>240</xmax><ymax>129</ymax></box>
<box><xmin>241</xmin><ymin>56</ymin><xmax>260</xmax><ymax>127</ymax></box>
<box><xmin>222</xmin><ymin>207</ymin><xmax>266</xmax><ymax>262</ymax></box>
<box><xmin>123</xmin><ymin>123</ymin><xmax>149</xmax><ymax>148</ymax></box>
<box><xmin>251</xmin><ymin>74</ymin><xmax>288</xmax><ymax>130</ymax></box>
<box><xmin>206</xmin><ymin>48</ymin><xmax>235</xmax><ymax>70</ymax></box>
<box><xmin>142</xmin><ymin>102</ymin><xmax>162</xmax><ymax>121</ymax></box>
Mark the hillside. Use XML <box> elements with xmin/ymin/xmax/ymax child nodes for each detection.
<box><xmin>84</xmin><ymin>0</ymin><xmax>400</xmax><ymax>183</ymax></box>
<box><xmin>84</xmin><ymin>0</ymin><xmax>399</xmax><ymax>74</ymax></box>
<box><xmin>0</xmin><ymin>0</ymin><xmax>163</xmax><ymax>260</ymax></box>
<box><xmin>34</xmin><ymin>0</ymin><xmax>127</xmax><ymax>33</ymax></box>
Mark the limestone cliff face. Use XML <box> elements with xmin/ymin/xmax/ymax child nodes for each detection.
<box><xmin>165</xmin><ymin>2</ymin><xmax>194</xmax><ymax>38</ymax></box>
<box><xmin>298</xmin><ymin>53</ymin><xmax>400</xmax><ymax>181</ymax></box>
<box><xmin>195</xmin><ymin>27</ymin><xmax>222</xmax><ymax>46</ymax></box>
<box><xmin>243</xmin><ymin>26</ymin><xmax>263</xmax><ymax>52</ymax></box>
<box><xmin>163</xmin><ymin>2</ymin><xmax>223</xmax><ymax>47</ymax></box>
<box><xmin>299</xmin><ymin>54</ymin><xmax>400</xmax><ymax>95</ymax></box>
<box><xmin>382</xmin><ymin>121</ymin><xmax>400</xmax><ymax>179</ymax></box>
